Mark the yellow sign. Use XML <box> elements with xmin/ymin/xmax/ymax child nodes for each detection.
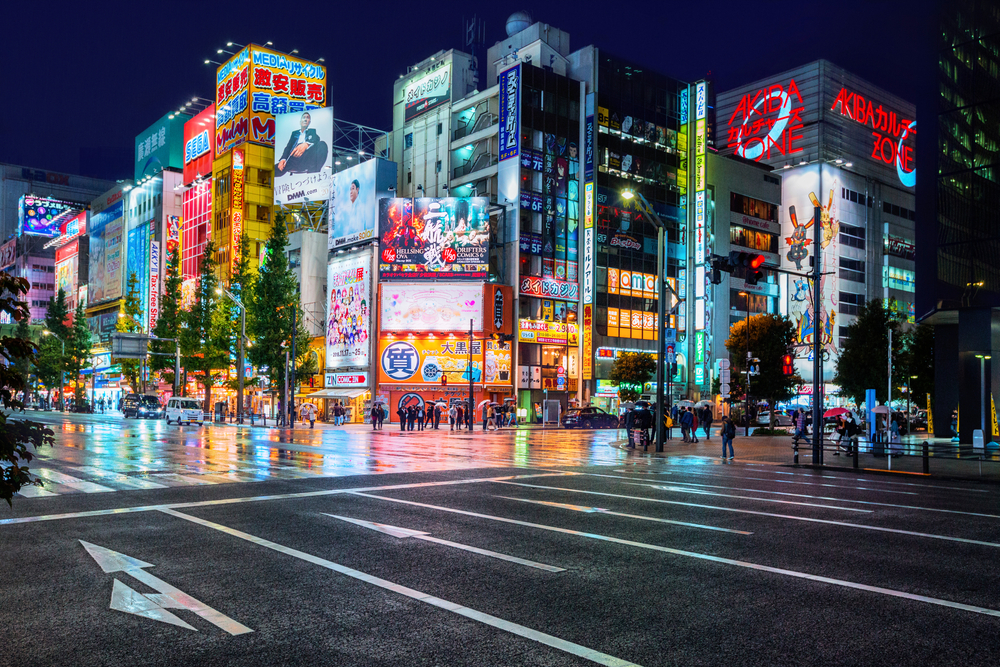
<box><xmin>519</xmin><ymin>319</ymin><xmax>568</xmax><ymax>344</ymax></box>
<box><xmin>379</xmin><ymin>335</ymin><xmax>513</xmax><ymax>387</ymax></box>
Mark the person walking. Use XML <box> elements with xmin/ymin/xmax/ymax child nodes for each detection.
<box><xmin>418</xmin><ymin>405</ymin><xmax>426</xmax><ymax>431</ymax></box>
<box><xmin>721</xmin><ymin>415</ymin><xmax>736</xmax><ymax>460</ymax></box>
<box><xmin>624</xmin><ymin>407</ymin><xmax>636</xmax><ymax>448</ymax></box>
<box><xmin>433</xmin><ymin>404</ymin><xmax>441</xmax><ymax>429</ymax></box>
<box><xmin>845</xmin><ymin>414</ymin><xmax>859</xmax><ymax>455</ymax></box>
<box><xmin>690</xmin><ymin>408</ymin><xmax>700</xmax><ymax>443</ymax></box>
<box><xmin>793</xmin><ymin>408</ymin><xmax>807</xmax><ymax>445</ymax></box>
<box><xmin>448</xmin><ymin>404</ymin><xmax>457</xmax><ymax>431</ymax></box>
<box><xmin>406</xmin><ymin>406</ymin><xmax>416</xmax><ymax>431</ymax></box>
<box><xmin>701</xmin><ymin>406</ymin><xmax>713</xmax><ymax>440</ymax></box>
<box><xmin>304</xmin><ymin>403</ymin><xmax>317</xmax><ymax>428</ymax></box>
<box><xmin>397</xmin><ymin>405</ymin><xmax>406</xmax><ymax>431</ymax></box>
<box><xmin>456</xmin><ymin>405</ymin><xmax>464</xmax><ymax>430</ymax></box>
<box><xmin>371</xmin><ymin>404</ymin><xmax>380</xmax><ymax>430</ymax></box>
<box><xmin>680</xmin><ymin>407</ymin><xmax>692</xmax><ymax>442</ymax></box>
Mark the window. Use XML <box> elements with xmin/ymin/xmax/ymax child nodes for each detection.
<box><xmin>730</xmin><ymin>226</ymin><xmax>778</xmax><ymax>254</ymax></box>
<box><xmin>256</xmin><ymin>169</ymin><xmax>272</xmax><ymax>186</ymax></box>
<box><xmin>839</xmin><ymin>223</ymin><xmax>866</xmax><ymax>249</ymax></box>
<box><xmin>839</xmin><ymin>291</ymin><xmax>864</xmax><ymax>316</ymax></box>
<box><xmin>730</xmin><ymin>192</ymin><xmax>778</xmax><ymax>222</ymax></box>
<box><xmin>838</xmin><ymin>325</ymin><xmax>852</xmax><ymax>341</ymax></box>
<box><xmin>841</xmin><ymin>187</ymin><xmax>873</xmax><ymax>207</ymax></box>
<box><xmin>407</xmin><ymin>171</ymin><xmax>412</xmax><ymax>184</ymax></box>
<box><xmin>437</xmin><ymin>123</ymin><xmax>443</xmax><ymax>136</ymax></box>
<box><xmin>435</xmin><ymin>160</ymin><xmax>442</xmax><ymax>173</ymax></box>
<box><xmin>404</xmin><ymin>133</ymin><xmax>413</xmax><ymax>149</ymax></box>
<box><xmin>883</xmin><ymin>201</ymin><xmax>916</xmax><ymax>221</ymax></box>
<box><xmin>839</xmin><ymin>257</ymin><xmax>865</xmax><ymax>283</ymax></box>
<box><xmin>256</xmin><ymin>206</ymin><xmax>270</xmax><ymax>221</ymax></box>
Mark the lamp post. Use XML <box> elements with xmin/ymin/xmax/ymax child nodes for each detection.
<box><xmin>42</xmin><ymin>330</ymin><xmax>65</xmax><ymax>412</ymax></box>
<box><xmin>621</xmin><ymin>189</ymin><xmax>667</xmax><ymax>452</ymax></box>
<box><xmin>217</xmin><ymin>287</ymin><xmax>247</xmax><ymax>424</ymax></box>
<box><xmin>907</xmin><ymin>374</ymin><xmax>917</xmax><ymax>434</ymax></box>
<box><xmin>976</xmin><ymin>354</ymin><xmax>991</xmax><ymax>440</ymax></box>
<box><xmin>738</xmin><ymin>291</ymin><xmax>752</xmax><ymax>436</ymax></box>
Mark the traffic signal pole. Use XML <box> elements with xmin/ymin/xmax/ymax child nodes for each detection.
<box><xmin>812</xmin><ymin>204</ymin><xmax>823</xmax><ymax>465</ymax></box>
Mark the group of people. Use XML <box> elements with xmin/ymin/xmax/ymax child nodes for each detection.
<box><xmin>621</xmin><ymin>403</ymin><xmax>736</xmax><ymax>459</ymax></box>
<box><xmin>395</xmin><ymin>403</ymin><xmax>442</xmax><ymax>431</ymax></box>
<box><xmin>673</xmin><ymin>405</ymin><xmax>714</xmax><ymax>444</ymax></box>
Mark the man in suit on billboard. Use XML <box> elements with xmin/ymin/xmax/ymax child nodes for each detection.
<box><xmin>276</xmin><ymin>111</ymin><xmax>329</xmax><ymax>176</ymax></box>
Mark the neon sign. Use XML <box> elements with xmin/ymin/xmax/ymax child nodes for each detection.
<box><xmin>830</xmin><ymin>88</ymin><xmax>916</xmax><ymax>187</ymax></box>
<box><xmin>726</xmin><ymin>79</ymin><xmax>805</xmax><ymax>162</ymax></box>
<box><xmin>230</xmin><ymin>149</ymin><xmax>245</xmax><ymax>275</ymax></box>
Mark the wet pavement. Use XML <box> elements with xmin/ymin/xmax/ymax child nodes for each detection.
<box><xmin>4</xmin><ymin>411</ymin><xmax>1000</xmax><ymax>666</ymax></box>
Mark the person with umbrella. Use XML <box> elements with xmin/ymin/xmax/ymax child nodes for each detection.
<box><xmin>448</xmin><ymin>403</ymin><xmax>457</xmax><ymax>431</ymax></box>
<box><xmin>701</xmin><ymin>405</ymin><xmax>713</xmax><ymax>440</ymax></box>
<box><xmin>396</xmin><ymin>404</ymin><xmax>406</xmax><ymax>431</ymax></box>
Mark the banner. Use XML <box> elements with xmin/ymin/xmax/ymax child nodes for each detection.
<box><xmin>273</xmin><ymin>106</ymin><xmax>333</xmax><ymax>205</ymax></box>
<box><xmin>230</xmin><ymin>148</ymin><xmax>245</xmax><ymax>275</ymax></box>
<box><xmin>326</xmin><ymin>249</ymin><xmax>372</xmax><ymax>370</ymax></box>
<box><xmin>379</xmin><ymin>284</ymin><xmax>483</xmax><ymax>332</ymax></box>
<box><xmin>378</xmin><ymin>197</ymin><xmax>490</xmax><ymax>280</ymax></box>
<box><xmin>404</xmin><ymin>64</ymin><xmax>452</xmax><ymax>122</ymax></box>
<box><xmin>327</xmin><ymin>158</ymin><xmax>395</xmax><ymax>250</ymax></box>
<box><xmin>149</xmin><ymin>240</ymin><xmax>160</xmax><ymax>331</ymax></box>
<box><xmin>498</xmin><ymin>65</ymin><xmax>521</xmax><ymax>162</ymax></box>
<box><xmin>378</xmin><ymin>335</ymin><xmax>485</xmax><ymax>386</ymax></box>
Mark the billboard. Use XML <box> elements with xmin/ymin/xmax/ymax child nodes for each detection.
<box><xmin>88</xmin><ymin>199</ymin><xmax>126</xmax><ymax>305</ymax></box>
<box><xmin>498</xmin><ymin>65</ymin><xmax>521</xmax><ymax>162</ymax></box>
<box><xmin>18</xmin><ymin>196</ymin><xmax>81</xmax><ymax>237</ymax></box>
<box><xmin>215</xmin><ymin>45</ymin><xmax>327</xmax><ymax>155</ymax></box>
<box><xmin>328</xmin><ymin>158</ymin><xmax>396</xmax><ymax>250</ymax></box>
<box><xmin>134</xmin><ymin>112</ymin><xmax>188</xmax><ymax>182</ymax></box>
<box><xmin>182</xmin><ymin>105</ymin><xmax>215</xmax><ymax>183</ymax></box>
<box><xmin>378</xmin><ymin>335</ymin><xmax>484</xmax><ymax>386</ymax></box>
<box><xmin>273</xmin><ymin>106</ymin><xmax>333</xmax><ymax>205</ymax></box>
<box><xmin>230</xmin><ymin>148</ymin><xmax>245</xmax><ymax>275</ymax></box>
<box><xmin>149</xmin><ymin>240</ymin><xmax>160</xmax><ymax>331</ymax></box>
<box><xmin>404</xmin><ymin>64</ymin><xmax>452</xmax><ymax>122</ymax></box>
<box><xmin>326</xmin><ymin>249</ymin><xmax>372</xmax><ymax>370</ymax></box>
<box><xmin>379</xmin><ymin>284</ymin><xmax>483</xmax><ymax>332</ymax></box>
<box><xmin>378</xmin><ymin>197</ymin><xmax>490</xmax><ymax>280</ymax></box>
<box><xmin>0</xmin><ymin>240</ymin><xmax>15</xmax><ymax>269</ymax></box>
<box><xmin>126</xmin><ymin>223</ymin><xmax>149</xmax><ymax>325</ymax></box>
<box><xmin>55</xmin><ymin>239</ymin><xmax>79</xmax><ymax>309</ymax></box>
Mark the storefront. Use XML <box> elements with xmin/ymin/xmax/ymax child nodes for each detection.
<box><xmin>305</xmin><ymin>372</ymin><xmax>371</xmax><ymax>423</ymax></box>
<box><xmin>516</xmin><ymin>311</ymin><xmax>580</xmax><ymax>421</ymax></box>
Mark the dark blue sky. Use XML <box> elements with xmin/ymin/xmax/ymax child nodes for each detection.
<box><xmin>1</xmin><ymin>0</ymin><xmax>936</xmax><ymax>181</ymax></box>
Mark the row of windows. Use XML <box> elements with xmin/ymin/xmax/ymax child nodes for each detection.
<box><xmin>840</xmin><ymin>291</ymin><xmax>864</xmax><ymax>316</ymax></box>
<box><xmin>32</xmin><ymin>264</ymin><xmax>54</xmax><ymax>272</ymax></box>
<box><xmin>841</xmin><ymin>187</ymin><xmax>873</xmax><ymax>207</ymax></box>
<box><xmin>730</xmin><ymin>226</ymin><xmax>778</xmax><ymax>254</ymax></box>
<box><xmin>31</xmin><ymin>283</ymin><xmax>54</xmax><ymax>291</ymax></box>
<box><xmin>883</xmin><ymin>201</ymin><xmax>917</xmax><ymax>221</ymax></box>
<box><xmin>731</xmin><ymin>192</ymin><xmax>778</xmax><ymax>222</ymax></box>
<box><xmin>839</xmin><ymin>257</ymin><xmax>865</xmax><ymax>283</ymax></box>
<box><xmin>839</xmin><ymin>223</ymin><xmax>866</xmax><ymax>250</ymax></box>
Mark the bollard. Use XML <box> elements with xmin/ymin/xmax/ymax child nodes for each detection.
<box><xmin>922</xmin><ymin>441</ymin><xmax>929</xmax><ymax>474</ymax></box>
<box><xmin>793</xmin><ymin>443</ymin><xmax>799</xmax><ymax>464</ymax></box>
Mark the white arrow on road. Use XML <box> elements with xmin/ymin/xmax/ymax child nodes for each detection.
<box><xmin>322</xmin><ymin>514</ymin><xmax>565</xmax><ymax>572</ymax></box>
<box><xmin>80</xmin><ymin>540</ymin><xmax>252</xmax><ymax>635</ymax></box>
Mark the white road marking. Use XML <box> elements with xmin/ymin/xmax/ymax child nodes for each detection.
<box><xmin>598</xmin><ymin>469</ymin><xmax>921</xmax><ymax>495</ymax></box>
<box><xmin>159</xmin><ymin>508</ymin><xmax>639</xmax><ymax>667</ymax></box>
<box><xmin>323</xmin><ymin>513</ymin><xmax>565</xmax><ymax>572</ymax></box>
<box><xmin>495</xmin><ymin>482</ymin><xmax>1000</xmax><ymax>549</ymax></box>
<box><xmin>33</xmin><ymin>468</ymin><xmax>115</xmax><ymax>493</ymax></box>
<box><xmin>351</xmin><ymin>493</ymin><xmax>1000</xmax><ymax>618</ymax></box>
<box><xmin>495</xmin><ymin>497</ymin><xmax>753</xmax><ymax>535</ymax></box>
<box><xmin>80</xmin><ymin>540</ymin><xmax>252</xmax><ymax>635</ymax></box>
<box><xmin>15</xmin><ymin>484</ymin><xmax>59</xmax><ymax>497</ymax></box>
<box><xmin>110</xmin><ymin>579</ymin><xmax>198</xmax><ymax>631</ymax></box>
<box><xmin>66</xmin><ymin>467</ymin><xmax>169</xmax><ymax>490</ymax></box>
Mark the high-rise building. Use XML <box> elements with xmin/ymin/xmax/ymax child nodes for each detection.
<box><xmin>179</xmin><ymin>105</ymin><xmax>215</xmax><ymax>298</ymax></box>
<box><xmin>0</xmin><ymin>164</ymin><xmax>115</xmax><ymax>242</ymax></box>
<box><xmin>917</xmin><ymin>1</ymin><xmax>1000</xmax><ymax>440</ymax></box>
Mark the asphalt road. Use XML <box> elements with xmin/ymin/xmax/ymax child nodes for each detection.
<box><xmin>3</xmin><ymin>412</ymin><xmax>1000</xmax><ymax>666</ymax></box>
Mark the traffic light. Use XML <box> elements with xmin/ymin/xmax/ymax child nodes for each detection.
<box><xmin>710</xmin><ymin>256</ymin><xmax>725</xmax><ymax>285</ymax></box>
<box><xmin>782</xmin><ymin>354</ymin><xmax>795</xmax><ymax>375</ymax></box>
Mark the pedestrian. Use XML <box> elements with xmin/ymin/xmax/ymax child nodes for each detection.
<box><xmin>793</xmin><ymin>408</ymin><xmax>807</xmax><ymax>445</ymax></box>
<box><xmin>371</xmin><ymin>404</ymin><xmax>380</xmax><ymax>430</ymax></box>
<box><xmin>448</xmin><ymin>404</ymin><xmax>457</xmax><ymax>431</ymax></box>
<box><xmin>305</xmin><ymin>403</ymin><xmax>316</xmax><ymax>429</ymax></box>
<box><xmin>846</xmin><ymin>414</ymin><xmax>859</xmax><ymax>455</ymax></box>
<box><xmin>482</xmin><ymin>404</ymin><xmax>490</xmax><ymax>431</ymax></box>
<box><xmin>417</xmin><ymin>405</ymin><xmax>425</xmax><ymax>431</ymax></box>
<box><xmin>405</xmin><ymin>405</ymin><xmax>415</xmax><ymax>431</ymax></box>
<box><xmin>834</xmin><ymin>416</ymin><xmax>847</xmax><ymax>454</ymax></box>
<box><xmin>702</xmin><ymin>406</ymin><xmax>713</xmax><ymax>439</ymax></box>
<box><xmin>456</xmin><ymin>405</ymin><xmax>464</xmax><ymax>430</ymax></box>
<box><xmin>721</xmin><ymin>415</ymin><xmax>736</xmax><ymax>460</ymax></box>
<box><xmin>397</xmin><ymin>406</ymin><xmax>406</xmax><ymax>431</ymax></box>
<box><xmin>690</xmin><ymin>408</ymin><xmax>700</xmax><ymax>443</ymax></box>
<box><xmin>625</xmin><ymin>407</ymin><xmax>636</xmax><ymax>448</ymax></box>
<box><xmin>680</xmin><ymin>407</ymin><xmax>692</xmax><ymax>442</ymax></box>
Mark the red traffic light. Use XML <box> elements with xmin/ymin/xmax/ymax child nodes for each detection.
<box><xmin>782</xmin><ymin>354</ymin><xmax>795</xmax><ymax>375</ymax></box>
<box><xmin>750</xmin><ymin>254</ymin><xmax>766</xmax><ymax>269</ymax></box>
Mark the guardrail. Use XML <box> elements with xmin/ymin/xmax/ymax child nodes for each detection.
<box><xmin>793</xmin><ymin>433</ymin><xmax>1000</xmax><ymax>475</ymax></box>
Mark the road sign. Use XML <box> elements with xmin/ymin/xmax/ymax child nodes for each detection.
<box><xmin>111</xmin><ymin>333</ymin><xmax>148</xmax><ymax>360</ymax></box>
<box><xmin>666</xmin><ymin>344</ymin><xmax>676</xmax><ymax>364</ymax></box>
<box><xmin>80</xmin><ymin>540</ymin><xmax>252</xmax><ymax>635</ymax></box>
<box><xmin>664</xmin><ymin>328</ymin><xmax>677</xmax><ymax>344</ymax></box>
<box><xmin>721</xmin><ymin>383</ymin><xmax>731</xmax><ymax>398</ymax></box>
<box><xmin>718</xmin><ymin>359</ymin><xmax>730</xmax><ymax>370</ymax></box>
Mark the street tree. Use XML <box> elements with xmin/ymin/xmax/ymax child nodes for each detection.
<box><xmin>834</xmin><ymin>298</ymin><xmax>905</xmax><ymax>407</ymax></box>
<box><xmin>181</xmin><ymin>239</ymin><xmax>231</xmax><ymax>412</ymax></box>
<box><xmin>12</xmin><ymin>318</ymin><xmax>36</xmax><ymax>402</ymax></box>
<box><xmin>608</xmin><ymin>352</ymin><xmax>656</xmax><ymax>402</ymax></box>
<box><xmin>35</xmin><ymin>288</ymin><xmax>71</xmax><ymax>404</ymax></box>
<box><xmin>150</xmin><ymin>248</ymin><xmax>183</xmax><ymax>388</ymax></box>
<box><xmin>725</xmin><ymin>313</ymin><xmax>799</xmax><ymax>426</ymax></box>
<box><xmin>0</xmin><ymin>271</ymin><xmax>55</xmax><ymax>505</ymax></box>
<box><xmin>67</xmin><ymin>302</ymin><xmax>93</xmax><ymax>405</ymax></box>
<box><xmin>116</xmin><ymin>272</ymin><xmax>144</xmax><ymax>392</ymax></box>
<box><xmin>248</xmin><ymin>214</ymin><xmax>312</xmax><ymax>408</ymax></box>
<box><xmin>899</xmin><ymin>323</ymin><xmax>934</xmax><ymax>409</ymax></box>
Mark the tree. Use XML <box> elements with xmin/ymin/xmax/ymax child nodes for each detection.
<box><xmin>12</xmin><ymin>318</ymin><xmax>35</xmax><ymax>402</ymax></box>
<box><xmin>608</xmin><ymin>352</ymin><xmax>656</xmax><ymax>402</ymax></box>
<box><xmin>0</xmin><ymin>271</ymin><xmax>55</xmax><ymax>505</ymax></box>
<box><xmin>181</xmin><ymin>239</ymin><xmax>231</xmax><ymax>412</ymax></box>
<box><xmin>151</xmin><ymin>248</ymin><xmax>184</xmax><ymax>387</ymax></box>
<box><xmin>67</xmin><ymin>302</ymin><xmax>92</xmax><ymax>405</ymax></box>
<box><xmin>248</xmin><ymin>214</ymin><xmax>311</xmax><ymax>407</ymax></box>
<box><xmin>36</xmin><ymin>288</ymin><xmax>71</xmax><ymax>405</ymax></box>
<box><xmin>899</xmin><ymin>323</ymin><xmax>934</xmax><ymax>408</ymax></box>
<box><xmin>725</xmin><ymin>313</ymin><xmax>799</xmax><ymax>426</ymax></box>
<box><xmin>116</xmin><ymin>272</ymin><xmax>144</xmax><ymax>392</ymax></box>
<box><xmin>834</xmin><ymin>298</ymin><xmax>905</xmax><ymax>407</ymax></box>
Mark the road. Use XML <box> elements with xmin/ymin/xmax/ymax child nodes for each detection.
<box><xmin>2</xmin><ymin>411</ymin><xmax>1000</xmax><ymax>666</ymax></box>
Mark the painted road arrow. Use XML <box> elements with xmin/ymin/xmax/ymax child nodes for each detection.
<box><xmin>322</xmin><ymin>514</ymin><xmax>565</xmax><ymax>572</ymax></box>
<box><xmin>80</xmin><ymin>540</ymin><xmax>252</xmax><ymax>635</ymax></box>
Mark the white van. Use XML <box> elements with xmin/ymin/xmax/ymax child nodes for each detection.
<box><xmin>165</xmin><ymin>397</ymin><xmax>204</xmax><ymax>425</ymax></box>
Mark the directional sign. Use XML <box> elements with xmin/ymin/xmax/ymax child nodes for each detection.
<box><xmin>80</xmin><ymin>540</ymin><xmax>252</xmax><ymax>635</ymax></box>
<box><xmin>322</xmin><ymin>514</ymin><xmax>565</xmax><ymax>572</ymax></box>
<box><xmin>721</xmin><ymin>383</ymin><xmax>731</xmax><ymax>398</ymax></box>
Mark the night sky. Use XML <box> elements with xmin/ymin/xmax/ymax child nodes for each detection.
<box><xmin>1</xmin><ymin>0</ymin><xmax>937</xmax><ymax>181</ymax></box>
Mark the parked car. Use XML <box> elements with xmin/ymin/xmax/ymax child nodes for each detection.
<box><xmin>563</xmin><ymin>406</ymin><xmax>619</xmax><ymax>429</ymax></box>
<box><xmin>165</xmin><ymin>397</ymin><xmax>205</xmax><ymax>426</ymax></box>
<box><xmin>123</xmin><ymin>394</ymin><xmax>163</xmax><ymax>419</ymax></box>
<box><xmin>756</xmin><ymin>410</ymin><xmax>793</xmax><ymax>426</ymax></box>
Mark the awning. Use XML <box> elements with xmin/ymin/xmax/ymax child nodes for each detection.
<box><xmin>306</xmin><ymin>388</ymin><xmax>368</xmax><ymax>399</ymax></box>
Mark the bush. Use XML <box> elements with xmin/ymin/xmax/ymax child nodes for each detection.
<box><xmin>752</xmin><ymin>427</ymin><xmax>791</xmax><ymax>436</ymax></box>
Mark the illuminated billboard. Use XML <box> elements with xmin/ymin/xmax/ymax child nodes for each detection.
<box><xmin>0</xmin><ymin>240</ymin><xmax>15</xmax><ymax>270</ymax></box>
<box><xmin>88</xmin><ymin>199</ymin><xmax>125</xmax><ymax>305</ymax></box>
<box><xmin>134</xmin><ymin>112</ymin><xmax>188</xmax><ymax>182</ymax></box>
<box><xmin>326</xmin><ymin>248</ymin><xmax>372</xmax><ymax>370</ymax></box>
<box><xmin>18</xmin><ymin>196</ymin><xmax>81</xmax><ymax>238</ymax></box>
<box><xmin>404</xmin><ymin>64</ymin><xmax>452</xmax><ymax>122</ymax></box>
<box><xmin>215</xmin><ymin>45</ymin><xmax>327</xmax><ymax>156</ymax></box>
<box><xmin>273</xmin><ymin>106</ymin><xmax>333</xmax><ymax>205</ymax></box>
<box><xmin>378</xmin><ymin>197</ymin><xmax>490</xmax><ymax>281</ymax></box>
<box><xmin>379</xmin><ymin>284</ymin><xmax>483</xmax><ymax>332</ymax></box>
<box><xmin>183</xmin><ymin>105</ymin><xmax>215</xmax><ymax>184</ymax></box>
<box><xmin>327</xmin><ymin>158</ymin><xmax>397</xmax><ymax>250</ymax></box>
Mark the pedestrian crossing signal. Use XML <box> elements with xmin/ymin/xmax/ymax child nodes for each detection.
<box><xmin>441</xmin><ymin>375</ymin><xmax>448</xmax><ymax>386</ymax></box>
<box><xmin>782</xmin><ymin>354</ymin><xmax>795</xmax><ymax>375</ymax></box>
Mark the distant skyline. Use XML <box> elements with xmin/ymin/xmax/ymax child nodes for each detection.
<box><xmin>1</xmin><ymin>0</ymin><xmax>936</xmax><ymax>181</ymax></box>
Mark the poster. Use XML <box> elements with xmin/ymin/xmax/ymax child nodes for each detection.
<box><xmin>88</xmin><ymin>199</ymin><xmax>125</xmax><ymax>305</ymax></box>
<box><xmin>327</xmin><ymin>158</ymin><xmax>396</xmax><ymax>250</ymax></box>
<box><xmin>325</xmin><ymin>249</ymin><xmax>372</xmax><ymax>369</ymax></box>
<box><xmin>378</xmin><ymin>336</ymin><xmax>484</xmax><ymax>386</ymax></box>
<box><xmin>378</xmin><ymin>197</ymin><xmax>490</xmax><ymax>280</ymax></box>
<box><xmin>273</xmin><ymin>106</ymin><xmax>333</xmax><ymax>205</ymax></box>
<box><xmin>379</xmin><ymin>284</ymin><xmax>483</xmax><ymax>332</ymax></box>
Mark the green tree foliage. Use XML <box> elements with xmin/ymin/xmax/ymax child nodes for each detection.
<box><xmin>247</xmin><ymin>214</ymin><xmax>312</xmax><ymax>401</ymax></box>
<box><xmin>725</xmin><ymin>313</ymin><xmax>799</xmax><ymax>425</ymax></box>
<box><xmin>834</xmin><ymin>298</ymin><xmax>905</xmax><ymax>407</ymax></box>
<box><xmin>36</xmin><ymin>288</ymin><xmax>71</xmax><ymax>402</ymax></box>
<box><xmin>0</xmin><ymin>271</ymin><xmax>55</xmax><ymax>505</ymax></box>
<box><xmin>608</xmin><ymin>352</ymin><xmax>657</xmax><ymax>402</ymax></box>
<box><xmin>181</xmin><ymin>240</ymin><xmax>231</xmax><ymax>412</ymax></box>
<box><xmin>150</xmin><ymin>249</ymin><xmax>184</xmax><ymax>385</ymax></box>
<box><xmin>67</xmin><ymin>302</ymin><xmax>93</xmax><ymax>404</ymax></box>
<box><xmin>899</xmin><ymin>324</ymin><xmax>934</xmax><ymax>408</ymax></box>
<box><xmin>12</xmin><ymin>318</ymin><xmax>36</xmax><ymax>401</ymax></box>
<box><xmin>116</xmin><ymin>272</ymin><xmax>144</xmax><ymax>392</ymax></box>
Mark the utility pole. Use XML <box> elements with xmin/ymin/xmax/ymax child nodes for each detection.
<box><xmin>812</xmin><ymin>204</ymin><xmax>823</xmax><ymax>465</ymax></box>
<box><xmin>468</xmin><ymin>318</ymin><xmax>474</xmax><ymax>431</ymax></box>
<box><xmin>290</xmin><ymin>307</ymin><xmax>297</xmax><ymax>426</ymax></box>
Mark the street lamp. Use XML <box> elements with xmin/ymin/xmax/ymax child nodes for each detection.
<box><xmin>42</xmin><ymin>330</ymin><xmax>65</xmax><ymax>412</ymax></box>
<box><xmin>975</xmin><ymin>354</ymin><xmax>991</xmax><ymax>440</ymax></box>
<box><xmin>621</xmin><ymin>188</ymin><xmax>668</xmax><ymax>452</ymax></box>
<box><xmin>907</xmin><ymin>374</ymin><xmax>918</xmax><ymax>433</ymax></box>
<box><xmin>217</xmin><ymin>287</ymin><xmax>248</xmax><ymax>424</ymax></box>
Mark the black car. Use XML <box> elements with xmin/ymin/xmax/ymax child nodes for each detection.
<box><xmin>562</xmin><ymin>407</ymin><xmax>619</xmax><ymax>429</ymax></box>
<box><xmin>122</xmin><ymin>394</ymin><xmax>163</xmax><ymax>419</ymax></box>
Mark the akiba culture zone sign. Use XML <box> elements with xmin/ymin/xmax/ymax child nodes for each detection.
<box><xmin>829</xmin><ymin>87</ymin><xmax>916</xmax><ymax>188</ymax></box>
<box><xmin>726</xmin><ymin>79</ymin><xmax>806</xmax><ymax>162</ymax></box>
